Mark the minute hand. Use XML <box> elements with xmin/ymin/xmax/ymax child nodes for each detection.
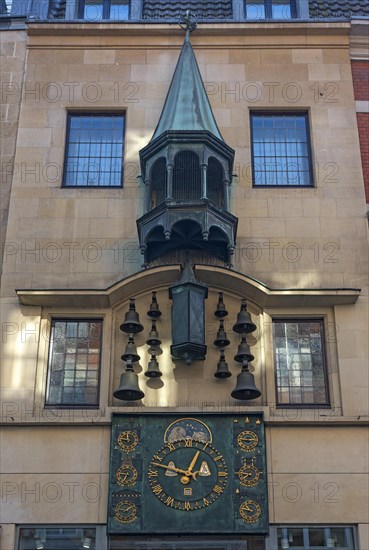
<box><xmin>186</xmin><ymin>450</ymin><xmax>200</xmax><ymax>475</ymax></box>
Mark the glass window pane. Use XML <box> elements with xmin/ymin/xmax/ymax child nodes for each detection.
<box><xmin>110</xmin><ymin>0</ymin><xmax>129</xmax><ymax>20</ymax></box>
<box><xmin>19</xmin><ymin>527</ymin><xmax>97</xmax><ymax>549</ymax></box>
<box><xmin>252</xmin><ymin>113</ymin><xmax>312</xmax><ymax>187</ymax></box>
<box><xmin>272</xmin><ymin>0</ymin><xmax>292</xmax><ymax>19</ymax></box>
<box><xmin>46</xmin><ymin>320</ymin><xmax>102</xmax><ymax>406</ymax></box>
<box><xmin>246</xmin><ymin>0</ymin><xmax>265</xmax><ymax>19</ymax></box>
<box><xmin>84</xmin><ymin>0</ymin><xmax>103</xmax><ymax>20</ymax></box>
<box><xmin>64</xmin><ymin>114</ymin><xmax>124</xmax><ymax>187</ymax></box>
<box><xmin>274</xmin><ymin>320</ymin><xmax>328</xmax><ymax>405</ymax></box>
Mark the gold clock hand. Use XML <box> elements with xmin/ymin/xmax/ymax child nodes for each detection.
<box><xmin>186</xmin><ymin>450</ymin><xmax>200</xmax><ymax>475</ymax></box>
<box><xmin>151</xmin><ymin>461</ymin><xmax>189</xmax><ymax>476</ymax></box>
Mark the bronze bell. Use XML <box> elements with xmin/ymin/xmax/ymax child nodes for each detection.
<box><xmin>214</xmin><ymin>350</ymin><xmax>232</xmax><ymax>379</ymax></box>
<box><xmin>121</xmin><ymin>335</ymin><xmax>140</xmax><ymax>363</ymax></box>
<box><xmin>146</xmin><ymin>320</ymin><xmax>161</xmax><ymax>347</ymax></box>
<box><xmin>234</xmin><ymin>334</ymin><xmax>255</xmax><ymax>363</ymax></box>
<box><xmin>144</xmin><ymin>355</ymin><xmax>162</xmax><ymax>378</ymax></box>
<box><xmin>231</xmin><ymin>358</ymin><xmax>261</xmax><ymax>401</ymax></box>
<box><xmin>214</xmin><ymin>291</ymin><xmax>228</xmax><ymax>318</ymax></box>
<box><xmin>113</xmin><ymin>359</ymin><xmax>145</xmax><ymax>401</ymax></box>
<box><xmin>233</xmin><ymin>299</ymin><xmax>257</xmax><ymax>334</ymax></box>
<box><xmin>120</xmin><ymin>299</ymin><xmax>144</xmax><ymax>334</ymax></box>
<box><xmin>214</xmin><ymin>320</ymin><xmax>230</xmax><ymax>348</ymax></box>
<box><xmin>147</xmin><ymin>291</ymin><xmax>161</xmax><ymax>318</ymax></box>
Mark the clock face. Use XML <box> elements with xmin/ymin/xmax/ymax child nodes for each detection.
<box><xmin>117</xmin><ymin>464</ymin><xmax>138</xmax><ymax>487</ymax></box>
<box><xmin>237</xmin><ymin>430</ymin><xmax>258</xmax><ymax>451</ymax></box>
<box><xmin>118</xmin><ymin>430</ymin><xmax>138</xmax><ymax>452</ymax></box>
<box><xmin>238</xmin><ymin>463</ymin><xmax>260</xmax><ymax>487</ymax></box>
<box><xmin>114</xmin><ymin>500</ymin><xmax>137</xmax><ymax>524</ymax></box>
<box><xmin>148</xmin><ymin>439</ymin><xmax>228</xmax><ymax>511</ymax></box>
<box><xmin>239</xmin><ymin>500</ymin><xmax>261</xmax><ymax>523</ymax></box>
<box><xmin>108</xmin><ymin>414</ymin><xmax>268</xmax><ymax>535</ymax></box>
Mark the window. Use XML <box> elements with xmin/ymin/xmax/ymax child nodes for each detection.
<box><xmin>46</xmin><ymin>320</ymin><xmax>102</xmax><ymax>407</ymax></box>
<box><xmin>245</xmin><ymin>0</ymin><xmax>296</xmax><ymax>20</ymax></box>
<box><xmin>251</xmin><ymin>112</ymin><xmax>313</xmax><ymax>187</ymax></box>
<box><xmin>78</xmin><ymin>0</ymin><xmax>130</xmax><ymax>20</ymax></box>
<box><xmin>63</xmin><ymin>113</ymin><xmax>125</xmax><ymax>187</ymax></box>
<box><xmin>173</xmin><ymin>151</ymin><xmax>201</xmax><ymax>200</ymax></box>
<box><xmin>276</xmin><ymin>526</ymin><xmax>355</xmax><ymax>549</ymax></box>
<box><xmin>273</xmin><ymin>320</ymin><xmax>329</xmax><ymax>406</ymax></box>
<box><xmin>150</xmin><ymin>157</ymin><xmax>167</xmax><ymax>208</ymax></box>
<box><xmin>18</xmin><ymin>527</ymin><xmax>98</xmax><ymax>549</ymax></box>
<box><xmin>207</xmin><ymin>157</ymin><xmax>224</xmax><ymax>207</ymax></box>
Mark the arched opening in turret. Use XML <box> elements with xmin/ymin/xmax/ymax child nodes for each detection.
<box><xmin>150</xmin><ymin>157</ymin><xmax>167</xmax><ymax>208</ymax></box>
<box><xmin>207</xmin><ymin>157</ymin><xmax>224</xmax><ymax>207</ymax></box>
<box><xmin>173</xmin><ymin>151</ymin><xmax>201</xmax><ymax>201</ymax></box>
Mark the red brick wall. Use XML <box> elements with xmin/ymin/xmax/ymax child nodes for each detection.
<box><xmin>357</xmin><ymin>113</ymin><xmax>369</xmax><ymax>203</ymax></box>
<box><xmin>351</xmin><ymin>61</ymin><xmax>369</xmax><ymax>101</ymax></box>
<box><xmin>351</xmin><ymin>61</ymin><xmax>369</xmax><ymax>202</ymax></box>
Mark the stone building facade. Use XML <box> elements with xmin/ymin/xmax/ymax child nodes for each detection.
<box><xmin>1</xmin><ymin>1</ymin><xmax>368</xmax><ymax>549</ymax></box>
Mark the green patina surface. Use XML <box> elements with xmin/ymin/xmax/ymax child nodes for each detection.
<box><xmin>108</xmin><ymin>413</ymin><xmax>269</xmax><ymax>535</ymax></box>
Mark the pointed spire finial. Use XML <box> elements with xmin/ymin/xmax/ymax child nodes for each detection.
<box><xmin>179</xmin><ymin>10</ymin><xmax>197</xmax><ymax>42</ymax></box>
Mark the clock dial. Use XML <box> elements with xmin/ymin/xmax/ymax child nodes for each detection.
<box><xmin>118</xmin><ymin>430</ymin><xmax>138</xmax><ymax>452</ymax></box>
<box><xmin>238</xmin><ymin>463</ymin><xmax>260</xmax><ymax>487</ymax></box>
<box><xmin>148</xmin><ymin>438</ymin><xmax>228</xmax><ymax>511</ymax></box>
<box><xmin>109</xmin><ymin>414</ymin><xmax>268</xmax><ymax>535</ymax></box>
<box><xmin>239</xmin><ymin>500</ymin><xmax>261</xmax><ymax>523</ymax></box>
<box><xmin>237</xmin><ymin>430</ymin><xmax>258</xmax><ymax>451</ymax></box>
<box><xmin>114</xmin><ymin>500</ymin><xmax>137</xmax><ymax>524</ymax></box>
<box><xmin>116</xmin><ymin>464</ymin><xmax>138</xmax><ymax>487</ymax></box>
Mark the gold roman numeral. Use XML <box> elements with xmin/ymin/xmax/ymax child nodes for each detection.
<box><xmin>152</xmin><ymin>484</ymin><xmax>163</xmax><ymax>495</ymax></box>
<box><xmin>213</xmin><ymin>485</ymin><xmax>224</xmax><ymax>494</ymax></box>
<box><xmin>166</xmin><ymin>442</ymin><xmax>175</xmax><ymax>451</ymax></box>
<box><xmin>184</xmin><ymin>438</ymin><xmax>193</xmax><ymax>447</ymax></box>
<box><xmin>148</xmin><ymin>469</ymin><xmax>158</xmax><ymax>478</ymax></box>
<box><xmin>184</xmin><ymin>501</ymin><xmax>191</xmax><ymax>511</ymax></box>
<box><xmin>202</xmin><ymin>497</ymin><xmax>210</xmax><ymax>506</ymax></box>
<box><xmin>165</xmin><ymin>496</ymin><xmax>175</xmax><ymax>507</ymax></box>
<box><xmin>214</xmin><ymin>455</ymin><xmax>223</xmax><ymax>462</ymax></box>
<box><xmin>152</xmin><ymin>454</ymin><xmax>162</xmax><ymax>462</ymax></box>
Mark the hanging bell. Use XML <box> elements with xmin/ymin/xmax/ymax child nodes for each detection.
<box><xmin>113</xmin><ymin>359</ymin><xmax>145</xmax><ymax>401</ymax></box>
<box><xmin>147</xmin><ymin>291</ymin><xmax>161</xmax><ymax>318</ymax></box>
<box><xmin>146</xmin><ymin>320</ymin><xmax>161</xmax><ymax>347</ymax></box>
<box><xmin>120</xmin><ymin>299</ymin><xmax>144</xmax><ymax>334</ymax></box>
<box><xmin>214</xmin><ymin>291</ymin><xmax>228</xmax><ymax>318</ymax></box>
<box><xmin>231</xmin><ymin>358</ymin><xmax>261</xmax><ymax>401</ymax></box>
<box><xmin>234</xmin><ymin>334</ymin><xmax>255</xmax><ymax>363</ymax></box>
<box><xmin>214</xmin><ymin>350</ymin><xmax>232</xmax><ymax>379</ymax></box>
<box><xmin>144</xmin><ymin>354</ymin><xmax>162</xmax><ymax>378</ymax></box>
<box><xmin>214</xmin><ymin>320</ymin><xmax>230</xmax><ymax>348</ymax></box>
<box><xmin>121</xmin><ymin>335</ymin><xmax>140</xmax><ymax>363</ymax></box>
<box><xmin>233</xmin><ymin>299</ymin><xmax>257</xmax><ymax>334</ymax></box>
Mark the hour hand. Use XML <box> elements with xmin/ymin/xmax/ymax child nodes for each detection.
<box><xmin>151</xmin><ymin>461</ymin><xmax>188</xmax><ymax>476</ymax></box>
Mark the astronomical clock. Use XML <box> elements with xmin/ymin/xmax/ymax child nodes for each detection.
<box><xmin>108</xmin><ymin>414</ymin><xmax>268</xmax><ymax>534</ymax></box>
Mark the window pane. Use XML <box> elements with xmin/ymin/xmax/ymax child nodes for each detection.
<box><xmin>110</xmin><ymin>0</ymin><xmax>129</xmax><ymax>20</ymax></box>
<box><xmin>273</xmin><ymin>320</ymin><xmax>328</xmax><ymax>405</ymax></box>
<box><xmin>18</xmin><ymin>527</ymin><xmax>97</xmax><ymax>549</ymax></box>
<box><xmin>46</xmin><ymin>320</ymin><xmax>102</xmax><ymax>406</ymax></box>
<box><xmin>64</xmin><ymin>114</ymin><xmax>124</xmax><ymax>187</ymax></box>
<box><xmin>84</xmin><ymin>0</ymin><xmax>103</xmax><ymax>20</ymax></box>
<box><xmin>277</xmin><ymin>527</ymin><xmax>355</xmax><ymax>549</ymax></box>
<box><xmin>245</xmin><ymin>0</ymin><xmax>265</xmax><ymax>19</ymax></box>
<box><xmin>272</xmin><ymin>0</ymin><xmax>292</xmax><ymax>19</ymax></box>
<box><xmin>251</xmin><ymin>113</ymin><xmax>313</xmax><ymax>187</ymax></box>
